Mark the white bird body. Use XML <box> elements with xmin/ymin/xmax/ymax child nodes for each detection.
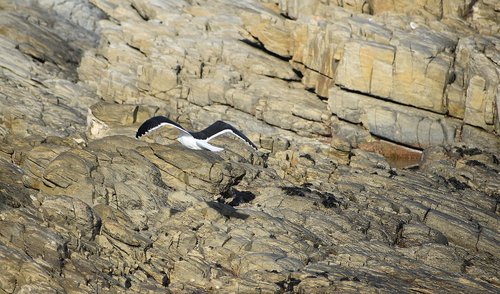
<box><xmin>177</xmin><ymin>134</ymin><xmax>202</xmax><ymax>150</ymax></box>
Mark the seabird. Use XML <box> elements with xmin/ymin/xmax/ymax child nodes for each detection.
<box><xmin>136</xmin><ymin>116</ymin><xmax>258</xmax><ymax>152</ymax></box>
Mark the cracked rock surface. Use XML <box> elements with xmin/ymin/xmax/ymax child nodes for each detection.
<box><xmin>0</xmin><ymin>0</ymin><xmax>499</xmax><ymax>293</ymax></box>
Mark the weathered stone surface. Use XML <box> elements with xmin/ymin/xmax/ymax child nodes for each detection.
<box><xmin>139</xmin><ymin>143</ymin><xmax>246</xmax><ymax>194</ymax></box>
<box><xmin>449</xmin><ymin>36</ymin><xmax>500</xmax><ymax>132</ymax></box>
<box><xmin>0</xmin><ymin>244</ymin><xmax>65</xmax><ymax>293</ymax></box>
<box><xmin>248</xmin><ymin>1</ymin><xmax>499</xmax><ymax>141</ymax></box>
<box><xmin>328</xmin><ymin>86</ymin><xmax>463</xmax><ymax>149</ymax></box>
<box><xmin>336</xmin><ymin>35</ymin><xmax>453</xmax><ymax>113</ymax></box>
<box><xmin>87</xmin><ymin>101</ymin><xmax>158</xmax><ymax>139</ymax></box>
<box><xmin>0</xmin><ymin>0</ymin><xmax>499</xmax><ymax>293</ymax></box>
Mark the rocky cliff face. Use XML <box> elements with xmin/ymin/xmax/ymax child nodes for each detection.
<box><xmin>0</xmin><ymin>0</ymin><xmax>499</xmax><ymax>293</ymax></box>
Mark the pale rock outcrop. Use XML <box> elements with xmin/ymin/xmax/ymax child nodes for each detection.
<box><xmin>245</xmin><ymin>0</ymin><xmax>499</xmax><ymax>148</ymax></box>
<box><xmin>328</xmin><ymin>86</ymin><xmax>463</xmax><ymax>149</ymax></box>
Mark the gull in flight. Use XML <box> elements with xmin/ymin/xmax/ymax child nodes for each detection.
<box><xmin>136</xmin><ymin>116</ymin><xmax>258</xmax><ymax>152</ymax></box>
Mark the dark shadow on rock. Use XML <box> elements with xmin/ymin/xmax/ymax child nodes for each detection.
<box><xmin>0</xmin><ymin>183</ymin><xmax>32</xmax><ymax>210</ymax></box>
<box><xmin>275</xmin><ymin>277</ymin><xmax>301</xmax><ymax>292</ymax></box>
<box><xmin>454</xmin><ymin>146</ymin><xmax>483</xmax><ymax>156</ymax></box>
<box><xmin>239</xmin><ymin>39</ymin><xmax>292</xmax><ymax>63</ymax></box>
<box><xmin>218</xmin><ymin>188</ymin><xmax>256</xmax><ymax>206</ymax></box>
<box><xmin>206</xmin><ymin>201</ymin><xmax>249</xmax><ymax>220</ymax></box>
<box><xmin>280</xmin><ymin>185</ymin><xmax>344</xmax><ymax>209</ymax></box>
<box><xmin>446</xmin><ymin>177</ymin><xmax>470</xmax><ymax>190</ymax></box>
<box><xmin>0</xmin><ymin>159</ymin><xmax>32</xmax><ymax>210</ymax></box>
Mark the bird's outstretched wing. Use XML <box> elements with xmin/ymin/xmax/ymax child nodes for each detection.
<box><xmin>136</xmin><ymin>116</ymin><xmax>190</xmax><ymax>138</ymax></box>
<box><xmin>191</xmin><ymin>120</ymin><xmax>258</xmax><ymax>150</ymax></box>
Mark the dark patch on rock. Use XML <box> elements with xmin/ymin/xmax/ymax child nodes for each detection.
<box><xmin>124</xmin><ymin>277</ymin><xmax>132</xmax><ymax>288</ymax></box>
<box><xmin>239</xmin><ymin>39</ymin><xmax>293</xmax><ymax>62</ymax></box>
<box><xmin>281</xmin><ymin>186</ymin><xmax>344</xmax><ymax>208</ymax></box>
<box><xmin>447</xmin><ymin>71</ymin><xmax>456</xmax><ymax>84</ymax></box>
<box><xmin>465</xmin><ymin>160</ymin><xmax>499</xmax><ymax>173</ymax></box>
<box><xmin>260</xmin><ymin>152</ymin><xmax>270</xmax><ymax>168</ymax></box>
<box><xmin>493</xmin><ymin>154</ymin><xmax>499</xmax><ymax>165</ymax></box>
<box><xmin>447</xmin><ymin>177</ymin><xmax>469</xmax><ymax>190</ymax></box>
<box><xmin>0</xmin><ymin>183</ymin><xmax>32</xmax><ymax>209</ymax></box>
<box><xmin>321</xmin><ymin>193</ymin><xmax>341</xmax><ymax>208</ymax></box>
<box><xmin>299</xmin><ymin>153</ymin><xmax>316</xmax><ymax>164</ymax></box>
<box><xmin>275</xmin><ymin>277</ymin><xmax>301</xmax><ymax>292</ymax></box>
<box><xmin>465</xmin><ymin>160</ymin><xmax>488</xmax><ymax>168</ymax></box>
<box><xmin>206</xmin><ymin>201</ymin><xmax>249</xmax><ymax>219</ymax></box>
<box><xmin>455</xmin><ymin>147</ymin><xmax>483</xmax><ymax>156</ymax></box>
<box><xmin>406</xmin><ymin>165</ymin><xmax>420</xmax><ymax>171</ymax></box>
<box><xmin>162</xmin><ymin>275</ymin><xmax>170</xmax><ymax>287</ymax></box>
<box><xmin>219</xmin><ymin>188</ymin><xmax>256</xmax><ymax>206</ymax></box>
<box><xmin>280</xmin><ymin>186</ymin><xmax>310</xmax><ymax>197</ymax></box>
<box><xmin>340</xmin><ymin>276</ymin><xmax>361</xmax><ymax>282</ymax></box>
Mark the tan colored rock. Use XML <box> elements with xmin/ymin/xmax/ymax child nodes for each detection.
<box><xmin>450</xmin><ymin>37</ymin><xmax>500</xmax><ymax>132</ymax></box>
<box><xmin>41</xmin><ymin>149</ymin><xmax>97</xmax><ymax>204</ymax></box>
<box><xmin>290</xmin><ymin>21</ymin><xmax>349</xmax><ymax>97</ymax></box>
<box><xmin>242</xmin><ymin>12</ymin><xmax>294</xmax><ymax>58</ymax></box>
<box><xmin>170</xmin><ymin>257</ymin><xmax>211</xmax><ymax>287</ymax></box>
<box><xmin>370</xmin><ymin>0</ymin><xmax>469</xmax><ymax>20</ymax></box>
<box><xmin>460</xmin><ymin>125</ymin><xmax>500</xmax><ymax>154</ymax></box>
<box><xmin>101</xmin><ymin>218</ymin><xmax>151</xmax><ymax>248</ymax></box>
<box><xmin>40</xmin><ymin>194</ymin><xmax>101</xmax><ymax>244</ymax></box>
<box><xmin>278</xmin><ymin>0</ymin><xmax>319</xmax><ymax>19</ymax></box>
<box><xmin>20</xmin><ymin>144</ymin><xmax>70</xmax><ymax>189</ymax></box>
<box><xmin>425</xmin><ymin>210</ymin><xmax>479</xmax><ymax>251</ymax></box>
<box><xmin>468</xmin><ymin>0</ymin><xmax>500</xmax><ymax>35</ymax></box>
<box><xmin>398</xmin><ymin>223</ymin><xmax>448</xmax><ymax>247</ymax></box>
<box><xmin>336</xmin><ymin>39</ymin><xmax>395</xmax><ymax>96</ymax></box>
<box><xmin>0</xmin><ymin>245</ymin><xmax>65</xmax><ymax>293</ymax></box>
<box><xmin>329</xmin><ymin>87</ymin><xmax>462</xmax><ymax>148</ymax></box>
<box><xmin>0</xmin><ymin>12</ymin><xmax>79</xmax><ymax>75</ymax></box>
<box><xmin>336</xmin><ymin>35</ymin><xmax>453</xmax><ymax>113</ymax></box>
<box><xmin>139</xmin><ymin>143</ymin><xmax>246</xmax><ymax>194</ymax></box>
<box><xmin>87</xmin><ymin>102</ymin><xmax>158</xmax><ymax>139</ymax></box>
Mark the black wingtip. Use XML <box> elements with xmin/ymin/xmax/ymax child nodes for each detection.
<box><xmin>135</xmin><ymin>116</ymin><xmax>184</xmax><ymax>139</ymax></box>
<box><xmin>135</xmin><ymin>122</ymin><xmax>150</xmax><ymax>139</ymax></box>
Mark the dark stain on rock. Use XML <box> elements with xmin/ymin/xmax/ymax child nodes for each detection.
<box><xmin>280</xmin><ymin>186</ymin><xmax>310</xmax><ymax>197</ymax></box>
<box><xmin>466</xmin><ymin>160</ymin><xmax>499</xmax><ymax>173</ymax></box>
<box><xmin>321</xmin><ymin>193</ymin><xmax>341</xmax><ymax>208</ymax></box>
<box><xmin>455</xmin><ymin>146</ymin><xmax>483</xmax><ymax>156</ymax></box>
<box><xmin>389</xmin><ymin>168</ymin><xmax>398</xmax><ymax>178</ymax></box>
<box><xmin>281</xmin><ymin>186</ymin><xmax>344</xmax><ymax>209</ymax></box>
<box><xmin>447</xmin><ymin>177</ymin><xmax>469</xmax><ymax>190</ymax></box>
<box><xmin>492</xmin><ymin>154</ymin><xmax>499</xmax><ymax>165</ymax></box>
<box><xmin>299</xmin><ymin>153</ymin><xmax>316</xmax><ymax>164</ymax></box>
<box><xmin>275</xmin><ymin>277</ymin><xmax>301</xmax><ymax>292</ymax></box>
<box><xmin>220</xmin><ymin>188</ymin><xmax>256</xmax><ymax>206</ymax></box>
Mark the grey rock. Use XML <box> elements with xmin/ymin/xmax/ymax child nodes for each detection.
<box><xmin>139</xmin><ymin>143</ymin><xmax>246</xmax><ymax>194</ymax></box>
